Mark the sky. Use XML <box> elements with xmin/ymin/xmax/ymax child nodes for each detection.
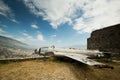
<box><xmin>0</xmin><ymin>0</ymin><xmax>120</xmax><ymax>48</ymax></box>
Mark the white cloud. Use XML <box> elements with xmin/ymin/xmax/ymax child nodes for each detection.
<box><xmin>57</xmin><ymin>40</ymin><xmax>61</xmax><ymax>43</ymax></box>
<box><xmin>0</xmin><ymin>28</ymin><xmax>14</xmax><ymax>38</ymax></box>
<box><xmin>0</xmin><ymin>0</ymin><xmax>19</xmax><ymax>24</ymax></box>
<box><xmin>0</xmin><ymin>28</ymin><xmax>5</xmax><ymax>33</ymax></box>
<box><xmin>0</xmin><ymin>0</ymin><xmax>12</xmax><ymax>17</ymax></box>
<box><xmin>17</xmin><ymin>32</ymin><xmax>45</xmax><ymax>47</ymax></box>
<box><xmin>0</xmin><ymin>0</ymin><xmax>11</xmax><ymax>16</ymax></box>
<box><xmin>0</xmin><ymin>34</ymin><xmax>13</xmax><ymax>38</ymax></box>
<box><xmin>24</xmin><ymin>0</ymin><xmax>120</xmax><ymax>33</ymax></box>
<box><xmin>50</xmin><ymin>35</ymin><xmax>56</xmax><ymax>38</ymax></box>
<box><xmin>19</xmin><ymin>32</ymin><xmax>34</xmax><ymax>41</ymax></box>
<box><xmin>31</xmin><ymin>24</ymin><xmax>39</xmax><ymax>29</ymax></box>
<box><xmin>1</xmin><ymin>25</ymin><xmax>7</xmax><ymax>28</ymax></box>
<box><xmin>49</xmin><ymin>34</ymin><xmax>56</xmax><ymax>41</ymax></box>
<box><xmin>73</xmin><ymin>0</ymin><xmax>120</xmax><ymax>33</ymax></box>
<box><xmin>23</xmin><ymin>0</ymin><xmax>82</xmax><ymax>29</ymax></box>
<box><xmin>37</xmin><ymin>34</ymin><xmax>44</xmax><ymax>41</ymax></box>
<box><xmin>0</xmin><ymin>30</ymin><xmax>45</xmax><ymax>47</ymax></box>
<box><xmin>21</xmin><ymin>32</ymin><xmax>33</xmax><ymax>40</ymax></box>
<box><xmin>22</xmin><ymin>32</ymin><xmax>28</xmax><ymax>36</ymax></box>
<box><xmin>11</xmin><ymin>19</ymin><xmax>19</xmax><ymax>24</ymax></box>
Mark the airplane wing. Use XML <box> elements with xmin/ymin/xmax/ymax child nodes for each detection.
<box><xmin>54</xmin><ymin>52</ymin><xmax>104</xmax><ymax>66</ymax></box>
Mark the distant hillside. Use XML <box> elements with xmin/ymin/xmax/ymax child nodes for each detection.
<box><xmin>0</xmin><ymin>35</ymin><xmax>29</xmax><ymax>49</ymax></box>
<box><xmin>0</xmin><ymin>35</ymin><xmax>33</xmax><ymax>59</ymax></box>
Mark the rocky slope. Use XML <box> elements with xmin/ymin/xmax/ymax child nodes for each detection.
<box><xmin>0</xmin><ymin>35</ymin><xmax>33</xmax><ymax>59</ymax></box>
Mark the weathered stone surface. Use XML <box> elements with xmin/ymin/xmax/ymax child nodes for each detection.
<box><xmin>87</xmin><ymin>24</ymin><xmax>120</xmax><ymax>53</ymax></box>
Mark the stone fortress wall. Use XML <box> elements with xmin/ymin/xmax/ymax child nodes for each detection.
<box><xmin>87</xmin><ymin>24</ymin><xmax>120</xmax><ymax>54</ymax></box>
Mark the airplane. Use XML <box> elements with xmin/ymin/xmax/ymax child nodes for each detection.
<box><xmin>33</xmin><ymin>46</ymin><xmax>113</xmax><ymax>69</ymax></box>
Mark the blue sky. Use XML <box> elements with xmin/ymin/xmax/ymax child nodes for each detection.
<box><xmin>0</xmin><ymin>0</ymin><xmax>120</xmax><ymax>48</ymax></box>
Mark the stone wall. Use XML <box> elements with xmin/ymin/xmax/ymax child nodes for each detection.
<box><xmin>87</xmin><ymin>24</ymin><xmax>120</xmax><ymax>53</ymax></box>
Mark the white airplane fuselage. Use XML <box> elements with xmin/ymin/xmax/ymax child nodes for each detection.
<box><xmin>47</xmin><ymin>47</ymin><xmax>103</xmax><ymax>57</ymax></box>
